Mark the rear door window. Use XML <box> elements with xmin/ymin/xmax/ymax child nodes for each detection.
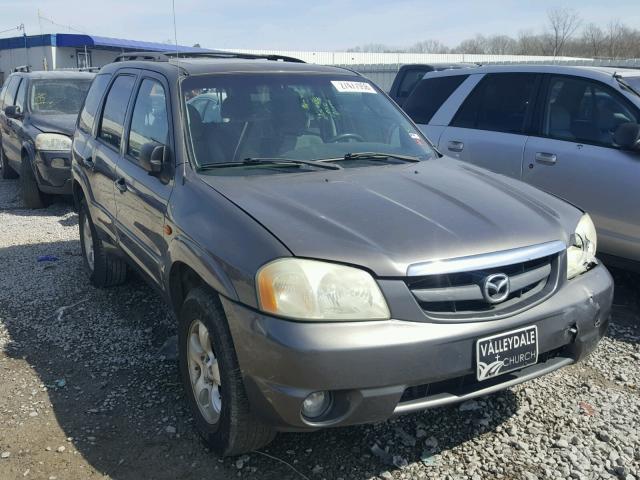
<box><xmin>98</xmin><ymin>74</ymin><xmax>136</xmax><ymax>150</ymax></box>
<box><xmin>404</xmin><ymin>75</ymin><xmax>469</xmax><ymax>124</ymax></box>
<box><xmin>542</xmin><ymin>75</ymin><xmax>639</xmax><ymax>148</ymax></box>
<box><xmin>452</xmin><ymin>73</ymin><xmax>539</xmax><ymax>134</ymax></box>
<box><xmin>79</xmin><ymin>73</ymin><xmax>112</xmax><ymax>134</ymax></box>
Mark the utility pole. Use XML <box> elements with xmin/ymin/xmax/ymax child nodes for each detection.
<box><xmin>20</xmin><ymin>24</ymin><xmax>29</xmax><ymax>69</ymax></box>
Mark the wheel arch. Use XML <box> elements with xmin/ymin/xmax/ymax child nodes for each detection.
<box><xmin>167</xmin><ymin>237</ymin><xmax>239</xmax><ymax>315</ymax></box>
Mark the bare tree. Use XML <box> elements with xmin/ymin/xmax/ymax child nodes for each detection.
<box><xmin>347</xmin><ymin>17</ymin><xmax>640</xmax><ymax>59</ymax></box>
<box><xmin>581</xmin><ymin>23</ymin><xmax>605</xmax><ymax>57</ymax></box>
<box><xmin>409</xmin><ymin>39</ymin><xmax>450</xmax><ymax>54</ymax></box>
<box><xmin>485</xmin><ymin>35</ymin><xmax>518</xmax><ymax>55</ymax></box>
<box><xmin>452</xmin><ymin>35</ymin><xmax>488</xmax><ymax>54</ymax></box>
<box><xmin>547</xmin><ymin>8</ymin><xmax>582</xmax><ymax>56</ymax></box>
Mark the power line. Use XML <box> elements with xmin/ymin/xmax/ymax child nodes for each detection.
<box><xmin>0</xmin><ymin>25</ymin><xmax>23</xmax><ymax>37</ymax></box>
<box><xmin>36</xmin><ymin>11</ymin><xmax>87</xmax><ymax>34</ymax></box>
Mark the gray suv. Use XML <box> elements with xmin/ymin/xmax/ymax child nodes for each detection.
<box><xmin>71</xmin><ymin>52</ymin><xmax>613</xmax><ymax>456</ymax></box>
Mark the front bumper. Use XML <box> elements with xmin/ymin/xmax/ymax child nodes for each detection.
<box><xmin>221</xmin><ymin>265</ymin><xmax>613</xmax><ymax>432</ymax></box>
<box><xmin>34</xmin><ymin>150</ymin><xmax>72</xmax><ymax>194</ymax></box>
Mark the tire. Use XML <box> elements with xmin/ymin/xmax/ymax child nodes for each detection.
<box><xmin>20</xmin><ymin>155</ymin><xmax>49</xmax><ymax>209</ymax></box>
<box><xmin>78</xmin><ymin>199</ymin><xmax>127</xmax><ymax>287</ymax></box>
<box><xmin>0</xmin><ymin>144</ymin><xmax>18</xmax><ymax>179</ymax></box>
<box><xmin>178</xmin><ymin>286</ymin><xmax>276</xmax><ymax>456</ymax></box>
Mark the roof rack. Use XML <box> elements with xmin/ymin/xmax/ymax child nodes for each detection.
<box><xmin>113</xmin><ymin>51</ymin><xmax>305</xmax><ymax>64</ymax></box>
<box><xmin>13</xmin><ymin>65</ymin><xmax>31</xmax><ymax>73</ymax></box>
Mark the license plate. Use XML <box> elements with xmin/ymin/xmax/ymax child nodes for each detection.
<box><xmin>476</xmin><ymin>326</ymin><xmax>538</xmax><ymax>381</ymax></box>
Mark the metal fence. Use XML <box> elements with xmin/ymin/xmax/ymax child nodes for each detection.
<box><xmin>223</xmin><ymin>49</ymin><xmax>640</xmax><ymax>91</ymax></box>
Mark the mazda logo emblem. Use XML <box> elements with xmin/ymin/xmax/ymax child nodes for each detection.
<box><xmin>482</xmin><ymin>273</ymin><xmax>510</xmax><ymax>304</ymax></box>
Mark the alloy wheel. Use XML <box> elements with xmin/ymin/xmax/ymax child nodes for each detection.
<box><xmin>187</xmin><ymin>319</ymin><xmax>222</xmax><ymax>424</ymax></box>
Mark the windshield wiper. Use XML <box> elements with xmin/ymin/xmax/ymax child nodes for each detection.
<box><xmin>614</xmin><ymin>73</ymin><xmax>640</xmax><ymax>98</ymax></box>
<box><xmin>330</xmin><ymin>152</ymin><xmax>421</xmax><ymax>163</ymax></box>
<box><xmin>199</xmin><ymin>157</ymin><xmax>342</xmax><ymax>171</ymax></box>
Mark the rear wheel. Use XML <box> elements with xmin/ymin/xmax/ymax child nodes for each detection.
<box><xmin>78</xmin><ymin>199</ymin><xmax>127</xmax><ymax>287</ymax></box>
<box><xmin>20</xmin><ymin>155</ymin><xmax>49</xmax><ymax>209</ymax></box>
<box><xmin>0</xmin><ymin>144</ymin><xmax>18</xmax><ymax>179</ymax></box>
<box><xmin>178</xmin><ymin>286</ymin><xmax>276</xmax><ymax>456</ymax></box>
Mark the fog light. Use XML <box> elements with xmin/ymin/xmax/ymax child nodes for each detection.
<box><xmin>301</xmin><ymin>391</ymin><xmax>331</xmax><ymax>419</ymax></box>
<box><xmin>51</xmin><ymin>158</ymin><xmax>66</xmax><ymax>168</ymax></box>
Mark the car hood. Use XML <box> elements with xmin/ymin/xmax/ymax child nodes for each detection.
<box><xmin>200</xmin><ymin>158</ymin><xmax>581</xmax><ymax>277</ymax></box>
<box><xmin>29</xmin><ymin>114</ymin><xmax>76</xmax><ymax>136</ymax></box>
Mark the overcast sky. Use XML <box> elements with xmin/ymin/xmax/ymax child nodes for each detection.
<box><xmin>2</xmin><ymin>0</ymin><xmax>640</xmax><ymax>51</ymax></box>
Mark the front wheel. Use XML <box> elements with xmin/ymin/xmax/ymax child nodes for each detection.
<box><xmin>178</xmin><ymin>286</ymin><xmax>275</xmax><ymax>456</ymax></box>
<box><xmin>20</xmin><ymin>155</ymin><xmax>49</xmax><ymax>209</ymax></box>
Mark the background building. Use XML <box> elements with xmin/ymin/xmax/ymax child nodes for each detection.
<box><xmin>0</xmin><ymin>33</ymin><xmax>208</xmax><ymax>83</ymax></box>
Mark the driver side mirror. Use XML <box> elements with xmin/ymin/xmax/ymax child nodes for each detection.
<box><xmin>139</xmin><ymin>141</ymin><xmax>166</xmax><ymax>174</ymax></box>
<box><xmin>4</xmin><ymin>105</ymin><xmax>22</xmax><ymax>119</ymax></box>
<box><xmin>614</xmin><ymin>122</ymin><xmax>640</xmax><ymax>151</ymax></box>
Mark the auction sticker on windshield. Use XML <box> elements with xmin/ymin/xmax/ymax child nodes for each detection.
<box><xmin>331</xmin><ymin>81</ymin><xmax>377</xmax><ymax>94</ymax></box>
<box><xmin>476</xmin><ymin>326</ymin><xmax>538</xmax><ymax>381</ymax></box>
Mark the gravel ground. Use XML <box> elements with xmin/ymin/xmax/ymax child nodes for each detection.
<box><xmin>0</xmin><ymin>176</ymin><xmax>639</xmax><ymax>480</ymax></box>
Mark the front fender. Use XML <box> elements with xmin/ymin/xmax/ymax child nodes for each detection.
<box><xmin>165</xmin><ymin>234</ymin><xmax>239</xmax><ymax>305</ymax></box>
<box><xmin>21</xmin><ymin>140</ymin><xmax>36</xmax><ymax>167</ymax></box>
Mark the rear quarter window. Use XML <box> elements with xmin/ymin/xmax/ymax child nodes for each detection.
<box><xmin>398</xmin><ymin>68</ymin><xmax>430</xmax><ymax>98</ymax></box>
<box><xmin>403</xmin><ymin>75</ymin><xmax>469</xmax><ymax>125</ymax></box>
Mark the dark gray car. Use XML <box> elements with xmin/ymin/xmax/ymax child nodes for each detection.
<box><xmin>0</xmin><ymin>71</ymin><xmax>94</xmax><ymax>207</ymax></box>
<box><xmin>71</xmin><ymin>52</ymin><xmax>613</xmax><ymax>456</ymax></box>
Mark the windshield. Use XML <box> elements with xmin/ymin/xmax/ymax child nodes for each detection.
<box><xmin>182</xmin><ymin>74</ymin><xmax>435</xmax><ymax>172</ymax></box>
<box><xmin>29</xmin><ymin>79</ymin><xmax>92</xmax><ymax>115</ymax></box>
<box><xmin>623</xmin><ymin>77</ymin><xmax>640</xmax><ymax>96</ymax></box>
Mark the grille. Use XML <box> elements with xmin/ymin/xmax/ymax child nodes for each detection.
<box><xmin>406</xmin><ymin>253</ymin><xmax>560</xmax><ymax>320</ymax></box>
<box><xmin>399</xmin><ymin>347</ymin><xmax>565</xmax><ymax>404</ymax></box>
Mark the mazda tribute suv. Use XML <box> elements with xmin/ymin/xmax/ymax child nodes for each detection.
<box><xmin>71</xmin><ymin>51</ymin><xmax>613</xmax><ymax>456</ymax></box>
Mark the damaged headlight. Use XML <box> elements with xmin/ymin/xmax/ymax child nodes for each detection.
<box><xmin>35</xmin><ymin>133</ymin><xmax>72</xmax><ymax>151</ymax></box>
<box><xmin>567</xmin><ymin>213</ymin><xmax>598</xmax><ymax>279</ymax></box>
<box><xmin>256</xmin><ymin>258</ymin><xmax>390</xmax><ymax>321</ymax></box>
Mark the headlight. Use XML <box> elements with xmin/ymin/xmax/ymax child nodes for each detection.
<box><xmin>567</xmin><ymin>213</ymin><xmax>598</xmax><ymax>279</ymax></box>
<box><xmin>35</xmin><ymin>133</ymin><xmax>72</xmax><ymax>151</ymax></box>
<box><xmin>256</xmin><ymin>258</ymin><xmax>390</xmax><ymax>321</ymax></box>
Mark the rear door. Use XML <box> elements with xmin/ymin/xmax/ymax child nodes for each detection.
<box><xmin>90</xmin><ymin>73</ymin><xmax>137</xmax><ymax>240</ymax></box>
<box><xmin>114</xmin><ymin>73</ymin><xmax>174</xmax><ymax>285</ymax></box>
<box><xmin>439</xmin><ymin>73</ymin><xmax>540</xmax><ymax>179</ymax></box>
<box><xmin>522</xmin><ymin>74</ymin><xmax>640</xmax><ymax>261</ymax></box>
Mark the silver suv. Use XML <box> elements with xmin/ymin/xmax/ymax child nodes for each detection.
<box><xmin>404</xmin><ymin>65</ymin><xmax>640</xmax><ymax>270</ymax></box>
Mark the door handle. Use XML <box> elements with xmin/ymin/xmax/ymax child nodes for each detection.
<box><xmin>447</xmin><ymin>141</ymin><xmax>464</xmax><ymax>153</ymax></box>
<box><xmin>535</xmin><ymin>152</ymin><xmax>557</xmax><ymax>165</ymax></box>
<box><xmin>114</xmin><ymin>177</ymin><xmax>127</xmax><ymax>193</ymax></box>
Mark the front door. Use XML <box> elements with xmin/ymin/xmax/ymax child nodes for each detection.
<box><xmin>2</xmin><ymin>77</ymin><xmax>24</xmax><ymax>166</ymax></box>
<box><xmin>523</xmin><ymin>74</ymin><xmax>640</xmax><ymax>262</ymax></box>
<box><xmin>114</xmin><ymin>75</ymin><xmax>174</xmax><ymax>286</ymax></box>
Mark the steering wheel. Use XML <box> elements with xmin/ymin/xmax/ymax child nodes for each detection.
<box><xmin>327</xmin><ymin>133</ymin><xmax>365</xmax><ymax>143</ymax></box>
